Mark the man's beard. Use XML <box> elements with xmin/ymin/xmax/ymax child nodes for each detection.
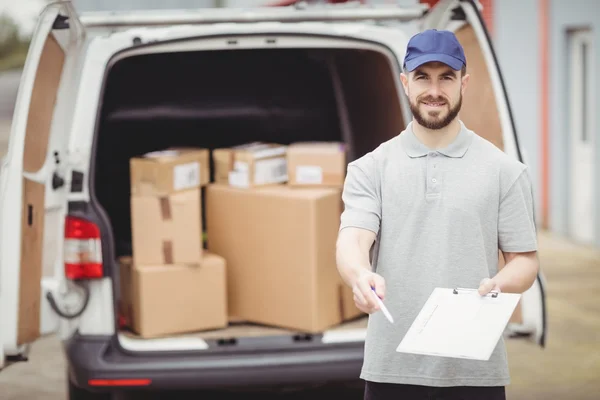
<box><xmin>410</xmin><ymin>94</ymin><xmax>462</xmax><ymax>130</ymax></box>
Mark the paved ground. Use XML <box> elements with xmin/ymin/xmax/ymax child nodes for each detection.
<box><xmin>0</xmin><ymin>70</ymin><xmax>599</xmax><ymax>399</ymax></box>
<box><xmin>505</xmin><ymin>233</ymin><xmax>600</xmax><ymax>399</ymax></box>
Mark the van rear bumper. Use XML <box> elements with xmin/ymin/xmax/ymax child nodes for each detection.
<box><xmin>65</xmin><ymin>333</ymin><xmax>365</xmax><ymax>392</ymax></box>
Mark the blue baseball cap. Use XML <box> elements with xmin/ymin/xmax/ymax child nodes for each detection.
<box><xmin>403</xmin><ymin>29</ymin><xmax>466</xmax><ymax>72</ymax></box>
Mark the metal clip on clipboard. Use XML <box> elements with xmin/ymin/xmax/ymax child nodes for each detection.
<box><xmin>452</xmin><ymin>287</ymin><xmax>499</xmax><ymax>298</ymax></box>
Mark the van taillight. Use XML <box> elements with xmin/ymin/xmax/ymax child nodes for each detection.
<box><xmin>64</xmin><ymin>216</ymin><xmax>103</xmax><ymax>279</ymax></box>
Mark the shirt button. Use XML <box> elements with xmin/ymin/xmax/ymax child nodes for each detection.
<box><xmin>432</xmin><ymin>178</ymin><xmax>437</xmax><ymax>183</ymax></box>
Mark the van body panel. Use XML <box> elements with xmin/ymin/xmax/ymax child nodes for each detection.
<box><xmin>65</xmin><ymin>332</ymin><xmax>365</xmax><ymax>391</ymax></box>
<box><xmin>0</xmin><ymin>1</ymin><xmax>86</xmax><ymax>363</ymax></box>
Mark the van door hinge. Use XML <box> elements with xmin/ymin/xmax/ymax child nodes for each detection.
<box><xmin>53</xmin><ymin>14</ymin><xmax>70</xmax><ymax>30</ymax></box>
<box><xmin>450</xmin><ymin>6</ymin><xmax>466</xmax><ymax>21</ymax></box>
<box><xmin>52</xmin><ymin>172</ymin><xmax>65</xmax><ymax>189</ymax></box>
<box><xmin>51</xmin><ymin>151</ymin><xmax>65</xmax><ymax>189</ymax></box>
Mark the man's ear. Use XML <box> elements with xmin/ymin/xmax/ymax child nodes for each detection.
<box><xmin>461</xmin><ymin>73</ymin><xmax>470</xmax><ymax>95</ymax></box>
<box><xmin>400</xmin><ymin>72</ymin><xmax>409</xmax><ymax>97</ymax></box>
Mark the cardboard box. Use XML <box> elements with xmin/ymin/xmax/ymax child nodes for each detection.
<box><xmin>213</xmin><ymin>142</ymin><xmax>270</xmax><ymax>184</ymax></box>
<box><xmin>206</xmin><ymin>184</ymin><xmax>348</xmax><ymax>332</ymax></box>
<box><xmin>120</xmin><ymin>252</ymin><xmax>228</xmax><ymax>338</ymax></box>
<box><xmin>131</xmin><ymin>189</ymin><xmax>202</xmax><ymax>265</ymax></box>
<box><xmin>287</xmin><ymin>142</ymin><xmax>346</xmax><ymax>187</ymax></box>
<box><xmin>130</xmin><ymin>148</ymin><xmax>210</xmax><ymax>196</ymax></box>
<box><xmin>214</xmin><ymin>143</ymin><xmax>287</xmax><ymax>188</ymax></box>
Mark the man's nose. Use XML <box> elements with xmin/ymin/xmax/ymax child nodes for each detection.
<box><xmin>427</xmin><ymin>82</ymin><xmax>442</xmax><ymax>97</ymax></box>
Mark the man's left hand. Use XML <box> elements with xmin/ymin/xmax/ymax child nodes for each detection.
<box><xmin>478</xmin><ymin>278</ymin><xmax>501</xmax><ymax>296</ymax></box>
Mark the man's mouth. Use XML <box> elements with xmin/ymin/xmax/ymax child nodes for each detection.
<box><xmin>421</xmin><ymin>100</ymin><xmax>446</xmax><ymax>107</ymax></box>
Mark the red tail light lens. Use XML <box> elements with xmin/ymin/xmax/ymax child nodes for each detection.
<box><xmin>88</xmin><ymin>379</ymin><xmax>151</xmax><ymax>387</ymax></box>
<box><xmin>64</xmin><ymin>216</ymin><xmax>103</xmax><ymax>279</ymax></box>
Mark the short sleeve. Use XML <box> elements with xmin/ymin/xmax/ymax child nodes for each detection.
<box><xmin>498</xmin><ymin>168</ymin><xmax>538</xmax><ymax>252</ymax></box>
<box><xmin>339</xmin><ymin>161</ymin><xmax>381</xmax><ymax>235</ymax></box>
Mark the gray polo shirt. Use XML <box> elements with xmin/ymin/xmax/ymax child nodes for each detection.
<box><xmin>339</xmin><ymin>120</ymin><xmax>538</xmax><ymax>387</ymax></box>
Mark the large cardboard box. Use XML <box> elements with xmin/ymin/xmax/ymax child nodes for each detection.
<box><xmin>287</xmin><ymin>142</ymin><xmax>346</xmax><ymax>187</ymax></box>
<box><xmin>214</xmin><ymin>143</ymin><xmax>287</xmax><ymax>188</ymax></box>
<box><xmin>206</xmin><ymin>184</ymin><xmax>351</xmax><ymax>332</ymax></box>
<box><xmin>131</xmin><ymin>189</ymin><xmax>202</xmax><ymax>265</ymax></box>
<box><xmin>119</xmin><ymin>253</ymin><xmax>228</xmax><ymax>338</ymax></box>
<box><xmin>130</xmin><ymin>148</ymin><xmax>210</xmax><ymax>196</ymax></box>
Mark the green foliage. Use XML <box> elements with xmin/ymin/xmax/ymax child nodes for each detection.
<box><xmin>0</xmin><ymin>13</ymin><xmax>30</xmax><ymax>71</ymax></box>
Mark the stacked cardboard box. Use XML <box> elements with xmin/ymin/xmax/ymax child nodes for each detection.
<box><xmin>121</xmin><ymin>141</ymin><xmax>361</xmax><ymax>337</ymax></box>
<box><xmin>287</xmin><ymin>142</ymin><xmax>347</xmax><ymax>187</ymax></box>
<box><xmin>213</xmin><ymin>141</ymin><xmax>347</xmax><ymax>189</ymax></box>
<box><xmin>119</xmin><ymin>254</ymin><xmax>227</xmax><ymax>338</ymax></box>
<box><xmin>122</xmin><ymin>148</ymin><xmax>228</xmax><ymax>338</ymax></box>
<box><xmin>206</xmin><ymin>184</ymin><xmax>360</xmax><ymax>332</ymax></box>
<box><xmin>213</xmin><ymin>142</ymin><xmax>288</xmax><ymax>188</ymax></box>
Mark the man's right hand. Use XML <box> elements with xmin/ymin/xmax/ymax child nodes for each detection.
<box><xmin>352</xmin><ymin>270</ymin><xmax>386</xmax><ymax>314</ymax></box>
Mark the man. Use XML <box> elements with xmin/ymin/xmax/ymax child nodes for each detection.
<box><xmin>336</xmin><ymin>29</ymin><xmax>539</xmax><ymax>400</ymax></box>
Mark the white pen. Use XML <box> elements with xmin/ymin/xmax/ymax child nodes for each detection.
<box><xmin>371</xmin><ymin>287</ymin><xmax>394</xmax><ymax>324</ymax></box>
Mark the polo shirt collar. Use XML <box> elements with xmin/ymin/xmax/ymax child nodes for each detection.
<box><xmin>401</xmin><ymin>120</ymin><xmax>473</xmax><ymax>158</ymax></box>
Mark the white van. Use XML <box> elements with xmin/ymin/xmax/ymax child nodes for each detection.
<box><xmin>0</xmin><ymin>0</ymin><xmax>547</xmax><ymax>398</ymax></box>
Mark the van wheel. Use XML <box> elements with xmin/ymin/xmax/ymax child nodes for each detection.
<box><xmin>68</xmin><ymin>380</ymin><xmax>112</xmax><ymax>400</ymax></box>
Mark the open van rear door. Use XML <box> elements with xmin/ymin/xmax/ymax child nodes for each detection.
<box><xmin>0</xmin><ymin>1</ymin><xmax>86</xmax><ymax>368</ymax></box>
<box><xmin>421</xmin><ymin>0</ymin><xmax>547</xmax><ymax>347</ymax></box>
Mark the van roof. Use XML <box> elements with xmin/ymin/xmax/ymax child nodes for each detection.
<box><xmin>78</xmin><ymin>3</ymin><xmax>429</xmax><ymax>31</ymax></box>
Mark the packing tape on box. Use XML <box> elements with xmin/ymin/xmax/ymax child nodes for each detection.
<box><xmin>160</xmin><ymin>198</ymin><xmax>172</xmax><ymax>220</ymax></box>
<box><xmin>163</xmin><ymin>241</ymin><xmax>174</xmax><ymax>264</ymax></box>
<box><xmin>160</xmin><ymin>198</ymin><xmax>174</xmax><ymax>263</ymax></box>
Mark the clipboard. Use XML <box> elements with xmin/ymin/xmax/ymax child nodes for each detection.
<box><xmin>396</xmin><ymin>287</ymin><xmax>521</xmax><ymax>361</ymax></box>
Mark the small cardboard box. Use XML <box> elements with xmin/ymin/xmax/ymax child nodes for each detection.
<box><xmin>206</xmin><ymin>184</ymin><xmax>349</xmax><ymax>332</ymax></box>
<box><xmin>120</xmin><ymin>252</ymin><xmax>228</xmax><ymax>338</ymax></box>
<box><xmin>130</xmin><ymin>148</ymin><xmax>210</xmax><ymax>196</ymax></box>
<box><xmin>131</xmin><ymin>189</ymin><xmax>202</xmax><ymax>265</ymax></box>
<box><xmin>287</xmin><ymin>142</ymin><xmax>346</xmax><ymax>187</ymax></box>
<box><xmin>213</xmin><ymin>142</ymin><xmax>270</xmax><ymax>184</ymax></box>
<box><xmin>214</xmin><ymin>143</ymin><xmax>287</xmax><ymax>188</ymax></box>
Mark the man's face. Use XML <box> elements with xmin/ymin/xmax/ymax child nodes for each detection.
<box><xmin>400</xmin><ymin>62</ymin><xmax>469</xmax><ymax>130</ymax></box>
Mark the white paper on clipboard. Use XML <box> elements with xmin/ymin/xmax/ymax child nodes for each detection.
<box><xmin>396</xmin><ymin>287</ymin><xmax>521</xmax><ymax>361</ymax></box>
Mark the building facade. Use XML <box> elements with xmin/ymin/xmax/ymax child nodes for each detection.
<box><xmin>494</xmin><ymin>0</ymin><xmax>599</xmax><ymax>247</ymax></box>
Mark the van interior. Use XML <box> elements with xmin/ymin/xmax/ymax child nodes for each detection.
<box><xmin>92</xmin><ymin>23</ymin><xmax>506</xmax><ymax>340</ymax></box>
<box><xmin>93</xmin><ymin>46</ymin><xmax>404</xmax><ymax>339</ymax></box>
